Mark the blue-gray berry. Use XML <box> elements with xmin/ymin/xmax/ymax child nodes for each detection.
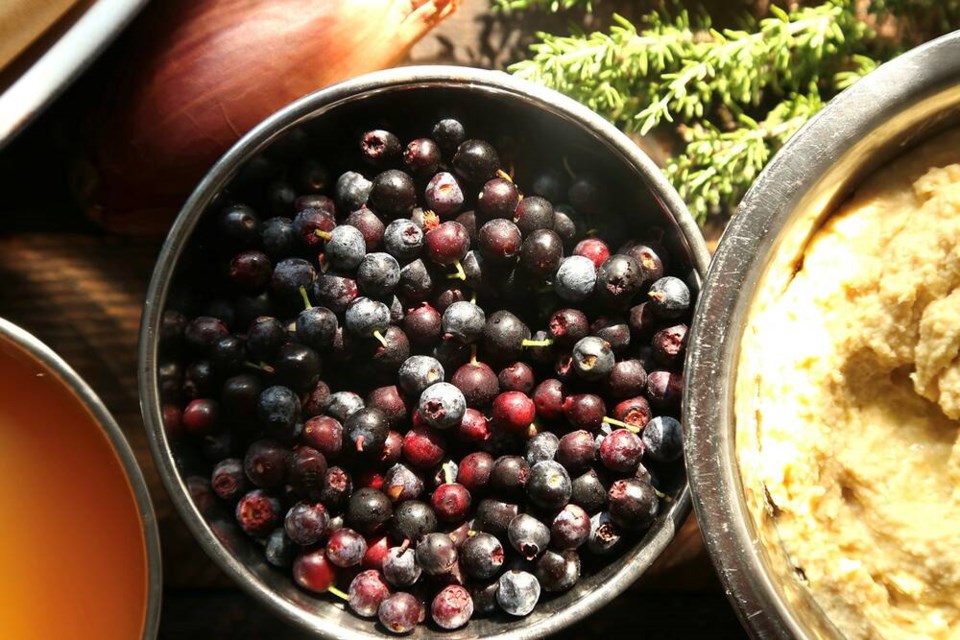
<box><xmin>554</xmin><ymin>255</ymin><xmax>597</xmax><ymax>302</ymax></box>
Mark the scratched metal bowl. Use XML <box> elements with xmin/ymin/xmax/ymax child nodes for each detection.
<box><xmin>684</xmin><ymin>31</ymin><xmax>960</xmax><ymax>639</ymax></box>
<box><xmin>138</xmin><ymin>66</ymin><xmax>709</xmax><ymax>639</ymax></box>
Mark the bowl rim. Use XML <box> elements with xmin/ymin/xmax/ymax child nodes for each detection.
<box><xmin>138</xmin><ymin>64</ymin><xmax>710</xmax><ymax>639</ymax></box>
<box><xmin>684</xmin><ymin>30</ymin><xmax>960</xmax><ymax>640</ymax></box>
<box><xmin>0</xmin><ymin>316</ymin><xmax>162</xmax><ymax>638</ymax></box>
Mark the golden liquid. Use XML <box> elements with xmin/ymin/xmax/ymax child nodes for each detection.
<box><xmin>0</xmin><ymin>339</ymin><xmax>148</xmax><ymax>639</ymax></box>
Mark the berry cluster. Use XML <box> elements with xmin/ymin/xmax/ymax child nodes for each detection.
<box><xmin>161</xmin><ymin>116</ymin><xmax>691</xmax><ymax>633</ymax></box>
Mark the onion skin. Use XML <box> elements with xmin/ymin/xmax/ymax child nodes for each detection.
<box><xmin>82</xmin><ymin>0</ymin><xmax>458</xmax><ymax>234</ymax></box>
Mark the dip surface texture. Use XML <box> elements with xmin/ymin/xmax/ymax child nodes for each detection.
<box><xmin>737</xmin><ymin>131</ymin><xmax>960</xmax><ymax>639</ymax></box>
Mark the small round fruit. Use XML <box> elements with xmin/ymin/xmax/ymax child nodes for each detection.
<box><xmin>418</xmin><ymin>382</ymin><xmax>467</xmax><ymax>430</ymax></box>
<box><xmin>642</xmin><ymin>415</ymin><xmax>683</xmax><ymax>462</ymax></box>
<box><xmin>600</xmin><ymin>428</ymin><xmax>645</xmax><ymax>473</ymax></box>
<box><xmin>551</xmin><ymin>504</ymin><xmax>591</xmax><ymax>550</ymax></box>
<box><xmin>554</xmin><ymin>256</ymin><xmax>597</xmax><ymax>302</ymax></box>
<box><xmin>647</xmin><ymin>276</ymin><xmax>691</xmax><ymax>319</ymax></box>
<box><xmin>460</xmin><ymin>532</ymin><xmax>505</xmax><ymax>580</ymax></box>
<box><xmin>378</xmin><ymin>592</ymin><xmax>425</xmax><ymax>634</ymax></box>
<box><xmin>348</xmin><ymin>569</ymin><xmax>391</xmax><ymax>618</ymax></box>
<box><xmin>526</xmin><ymin>460</ymin><xmax>572</xmax><ymax>511</ymax></box>
<box><xmin>416</xmin><ymin>532</ymin><xmax>458</xmax><ymax>575</ymax></box>
<box><xmin>326</xmin><ymin>527</ymin><xmax>368</xmax><ymax>567</ymax></box>
<box><xmin>571</xmin><ymin>336</ymin><xmax>615</xmax><ymax>381</ymax></box>
<box><xmin>491</xmin><ymin>391</ymin><xmax>536</xmax><ymax>433</ymax></box>
<box><xmin>453</xmin><ymin>139</ymin><xmax>499</xmax><ymax>184</ymax></box>
<box><xmin>398</xmin><ymin>355</ymin><xmax>445</xmax><ymax>396</ymax></box>
<box><xmin>442</xmin><ymin>301</ymin><xmax>486</xmax><ymax>344</ymax></box>
<box><xmin>346</xmin><ymin>487</ymin><xmax>393</xmax><ymax>535</ymax></box>
<box><xmin>431</xmin><ymin>584</ymin><xmax>473</xmax><ymax>630</ymax></box>
<box><xmin>293</xmin><ymin>548</ymin><xmax>338</xmax><ymax>594</ymax></box>
<box><xmin>497</xmin><ymin>570</ymin><xmax>540</xmax><ymax>617</ymax></box>
<box><xmin>607</xmin><ymin>478</ymin><xmax>658</xmax><ymax>531</ymax></box>
<box><xmin>425</xmin><ymin>171</ymin><xmax>465</xmax><ymax>217</ymax></box>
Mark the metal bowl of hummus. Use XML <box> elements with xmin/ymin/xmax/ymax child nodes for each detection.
<box><xmin>685</xmin><ymin>31</ymin><xmax>960</xmax><ymax>639</ymax></box>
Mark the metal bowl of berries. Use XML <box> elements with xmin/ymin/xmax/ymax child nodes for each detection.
<box><xmin>139</xmin><ymin>65</ymin><xmax>710</xmax><ymax>638</ymax></box>
<box><xmin>684</xmin><ymin>31</ymin><xmax>960</xmax><ymax>640</ymax></box>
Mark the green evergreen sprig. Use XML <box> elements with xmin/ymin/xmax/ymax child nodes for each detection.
<box><xmin>505</xmin><ymin>0</ymin><xmax>960</xmax><ymax>223</ymax></box>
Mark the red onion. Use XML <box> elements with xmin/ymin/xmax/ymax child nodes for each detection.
<box><xmin>80</xmin><ymin>0</ymin><xmax>458</xmax><ymax>234</ymax></box>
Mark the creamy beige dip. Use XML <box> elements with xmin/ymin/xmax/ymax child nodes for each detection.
<box><xmin>735</xmin><ymin>130</ymin><xmax>960</xmax><ymax>639</ymax></box>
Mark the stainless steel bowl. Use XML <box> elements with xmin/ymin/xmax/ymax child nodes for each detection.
<box><xmin>139</xmin><ymin>65</ymin><xmax>709</xmax><ymax>638</ymax></box>
<box><xmin>0</xmin><ymin>317</ymin><xmax>162</xmax><ymax>638</ymax></box>
<box><xmin>685</xmin><ymin>31</ymin><xmax>960</xmax><ymax>639</ymax></box>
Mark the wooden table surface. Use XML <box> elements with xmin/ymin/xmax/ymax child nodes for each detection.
<box><xmin>0</xmin><ymin>1</ymin><xmax>748</xmax><ymax>636</ymax></box>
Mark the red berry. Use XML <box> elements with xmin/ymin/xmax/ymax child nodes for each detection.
<box><xmin>402</xmin><ymin>426</ymin><xmax>447</xmax><ymax>469</ymax></box>
<box><xmin>431</xmin><ymin>584</ymin><xmax>473</xmax><ymax>630</ymax></box>
<box><xmin>457</xmin><ymin>407</ymin><xmax>491</xmax><ymax>444</ymax></box>
<box><xmin>600</xmin><ymin>428</ymin><xmax>645</xmax><ymax>473</ymax></box>
<box><xmin>457</xmin><ymin>451</ymin><xmax>494</xmax><ymax>493</ymax></box>
<box><xmin>492</xmin><ymin>391</ymin><xmax>536</xmax><ymax>433</ymax></box>
<box><xmin>612</xmin><ymin>396</ymin><xmax>652</xmax><ymax>429</ymax></box>
<box><xmin>182</xmin><ymin>398</ymin><xmax>220</xmax><ymax>435</ymax></box>
<box><xmin>348</xmin><ymin>569</ymin><xmax>392</xmax><ymax>618</ymax></box>
<box><xmin>363</xmin><ymin>534</ymin><xmax>392</xmax><ymax>570</ymax></box>
<box><xmin>235</xmin><ymin>489</ymin><xmax>280</xmax><ymax>537</ymax></box>
<box><xmin>562</xmin><ymin>394</ymin><xmax>606</xmax><ymax>431</ymax></box>
<box><xmin>573</xmin><ymin>238</ymin><xmax>610</xmax><ymax>269</ymax></box>
<box><xmin>293</xmin><ymin>548</ymin><xmax>338</xmax><ymax>594</ymax></box>
<box><xmin>432</xmin><ymin>483</ymin><xmax>472</xmax><ymax>522</ymax></box>
<box><xmin>533</xmin><ymin>379</ymin><xmax>566</xmax><ymax>421</ymax></box>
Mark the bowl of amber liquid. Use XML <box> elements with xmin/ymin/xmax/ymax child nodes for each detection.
<box><xmin>0</xmin><ymin>318</ymin><xmax>161</xmax><ymax>639</ymax></box>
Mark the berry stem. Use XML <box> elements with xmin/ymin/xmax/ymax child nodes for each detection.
<box><xmin>443</xmin><ymin>461</ymin><xmax>457</xmax><ymax>484</ymax></box>
<box><xmin>372</xmin><ymin>330</ymin><xmax>389</xmax><ymax>348</ymax></box>
<box><xmin>299</xmin><ymin>285</ymin><xmax>313</xmax><ymax>310</ymax></box>
<box><xmin>314</xmin><ymin>229</ymin><xmax>333</xmax><ymax>241</ymax></box>
<box><xmin>602</xmin><ymin>416</ymin><xmax>641</xmax><ymax>433</ymax></box>
<box><xmin>470</xmin><ymin>344</ymin><xmax>478</xmax><ymax>365</ymax></box>
<box><xmin>521</xmin><ymin>338</ymin><xmax>554</xmax><ymax>348</ymax></box>
<box><xmin>327</xmin><ymin>586</ymin><xmax>349</xmax><ymax>601</ymax></box>
<box><xmin>244</xmin><ymin>361</ymin><xmax>276</xmax><ymax>375</ymax></box>
<box><xmin>497</xmin><ymin>168</ymin><xmax>514</xmax><ymax>183</ymax></box>
<box><xmin>653</xmin><ymin>487</ymin><xmax>673</xmax><ymax>503</ymax></box>
<box><xmin>445</xmin><ymin>260</ymin><xmax>467</xmax><ymax>281</ymax></box>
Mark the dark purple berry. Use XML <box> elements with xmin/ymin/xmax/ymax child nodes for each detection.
<box><xmin>648</xmin><ymin>276</ymin><xmax>691</xmax><ymax>319</ymax></box>
<box><xmin>478</xmin><ymin>218</ymin><xmax>522</xmax><ymax>264</ymax></box>
<box><xmin>526</xmin><ymin>460</ymin><xmax>572</xmax><ymax>511</ymax></box>
<box><xmin>416</xmin><ymin>532</ymin><xmax>458</xmax><ymax>575</ymax></box>
<box><xmin>211</xmin><ymin>458</ymin><xmax>247</xmax><ymax>501</ymax></box>
<box><xmin>535</xmin><ymin>549</ymin><xmax>580</xmax><ymax>593</ymax></box>
<box><xmin>284</xmin><ymin>501</ymin><xmax>329</xmax><ymax>545</ymax></box>
<box><xmin>404</xmin><ymin>138</ymin><xmax>441</xmax><ymax>176</ymax></box>
<box><xmin>244</xmin><ymin>439</ymin><xmax>288</xmax><ymax>488</ymax></box>
<box><xmin>551</xmin><ymin>504</ymin><xmax>590</xmax><ymax>550</ymax></box>
<box><xmin>642</xmin><ymin>415</ymin><xmax>683</xmax><ymax>462</ymax></box>
<box><xmin>608</xmin><ymin>478</ymin><xmax>658</xmax><ymax>531</ymax></box>
<box><xmin>370</xmin><ymin>170</ymin><xmax>417</xmax><ymax>218</ymax></box>
<box><xmin>514</xmin><ymin>196</ymin><xmax>555</xmax><ymax>234</ymax></box>
<box><xmin>391</xmin><ymin>499</ymin><xmax>438</xmax><ymax>542</ymax></box>
<box><xmin>453</xmin><ymin>139</ymin><xmax>499</xmax><ymax>184</ymax></box>
<box><xmin>477</xmin><ymin>177</ymin><xmax>520</xmax><ymax>220</ymax></box>
<box><xmin>519</xmin><ymin>228</ymin><xmax>563</xmax><ymax>277</ymax></box>
<box><xmin>347</xmin><ymin>488</ymin><xmax>393</xmax><ymax>535</ymax></box>
<box><xmin>360</xmin><ymin>129</ymin><xmax>401</xmax><ymax>165</ymax></box>
<box><xmin>607</xmin><ymin>359</ymin><xmax>647</xmax><ymax>398</ymax></box>
<box><xmin>425</xmin><ymin>172</ymin><xmax>465</xmax><ymax>217</ymax></box>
